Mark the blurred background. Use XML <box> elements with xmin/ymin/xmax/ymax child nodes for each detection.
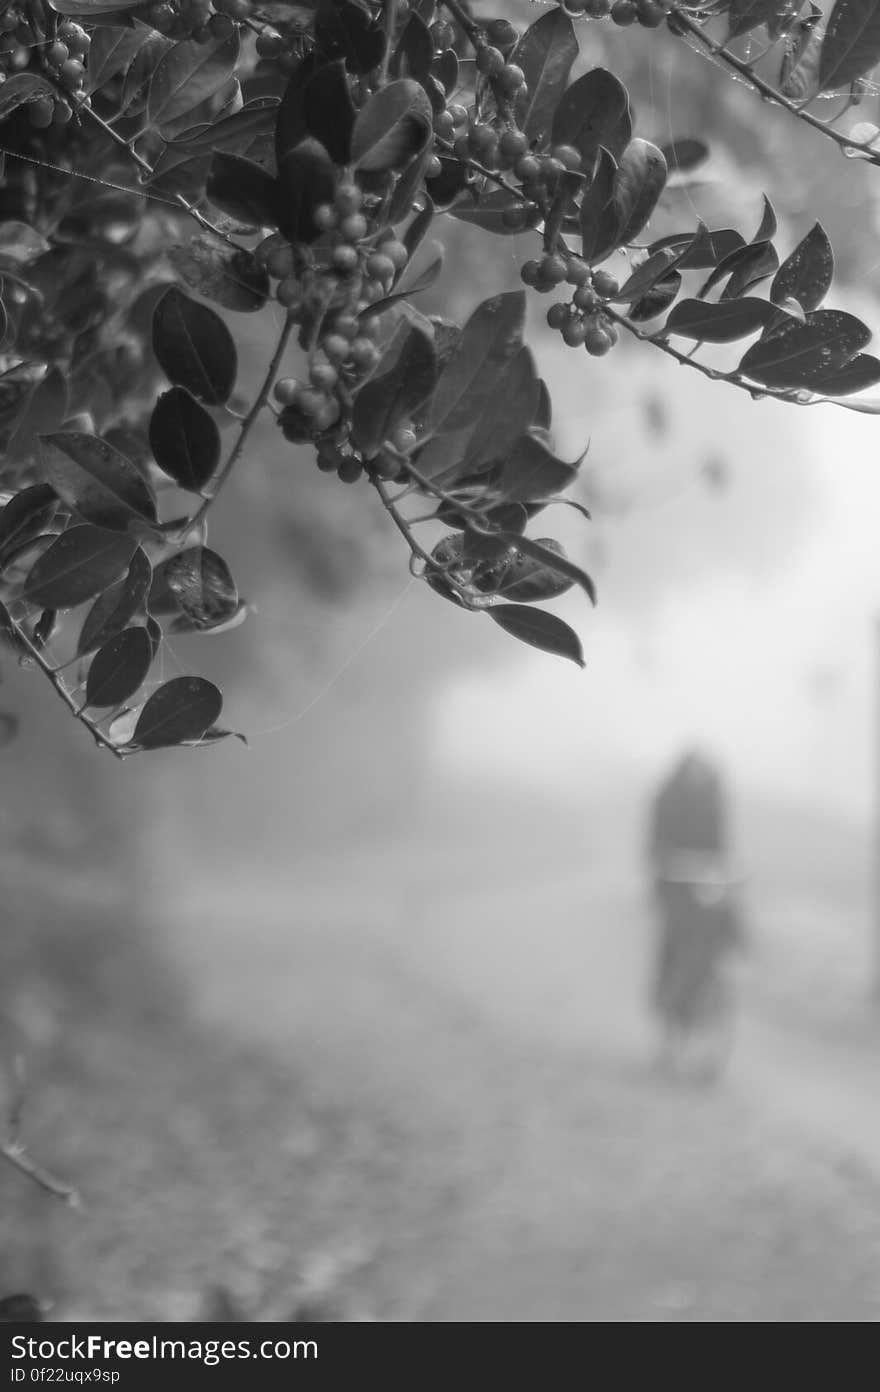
<box><xmin>5</xmin><ymin>5</ymin><xmax>880</xmax><ymax>1322</ymax></box>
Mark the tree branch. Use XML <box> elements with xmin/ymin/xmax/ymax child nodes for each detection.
<box><xmin>1</xmin><ymin>1059</ymin><xmax>81</xmax><ymax>1210</ymax></box>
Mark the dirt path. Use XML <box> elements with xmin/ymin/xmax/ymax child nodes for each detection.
<box><xmin>158</xmin><ymin>853</ymin><xmax>880</xmax><ymax>1320</ymax></box>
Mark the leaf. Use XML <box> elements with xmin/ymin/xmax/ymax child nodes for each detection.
<box><xmin>511</xmin><ymin>7</ymin><xmax>579</xmax><ymax>147</ymax></box>
<box><xmin>810</xmin><ymin>352</ymin><xmax>880</xmax><ymax>395</ymax></box>
<box><xmin>149</xmin><ymin>388</ymin><xmax>220</xmax><ymax>492</ymax></box>
<box><xmin>615</xmin><ymin>248</ymin><xmax>682</xmax><ymax>303</ymax></box>
<box><xmin>315</xmin><ymin>0</ymin><xmax>386</xmax><ymax>74</ymax></box>
<box><xmin>161</xmin><ymin>546</ymin><xmax>239</xmax><ymax>630</ymax></box>
<box><xmin>6</xmin><ymin>368</ymin><xmax>67</xmax><ymax>463</ymax></box>
<box><xmin>660</xmin><ymin>138</ymin><xmax>710</xmax><ymax>172</ymax></box>
<box><xmin>612</xmin><ymin>140</ymin><xmax>667</xmax><ymax>247</ymax></box>
<box><xmin>629</xmin><ymin>271</ymin><xmax>682</xmax><ymax>323</ymax></box>
<box><xmin>551</xmin><ymin>69</ymin><xmax>632</xmax><ymax>170</ymax></box>
<box><xmin>274</xmin><ymin>52</ymin><xmax>321</xmax><ymax>167</ymax></box>
<box><xmin>77</xmin><ymin>547</ymin><xmax>153</xmax><ymax>656</ymax></box>
<box><xmin>450</xmin><ymin>188</ymin><xmax>529</xmax><ymax>235</ymax></box>
<box><xmin>41</xmin><ymin>432</ymin><xmax>158</xmax><ymax>532</ymax></box>
<box><xmin>489</xmin><ymin>604</ymin><xmax>585</xmax><ymax>668</ymax></box>
<box><xmin>481</xmin><ymin>536</ymin><xmax>578</xmax><ymax>603</ymax></box>
<box><xmin>460</xmin><ymin>348</ymin><xmax>541</xmax><ymax>476</ymax></box>
<box><xmin>206</xmin><ymin>153</ymin><xmax>279</xmax><ymax>227</ymax></box>
<box><xmin>397</xmin><ymin>12</ymin><xmax>434</xmax><ymax>79</ymax></box>
<box><xmin>820</xmin><ymin>0</ymin><xmax>880</xmax><ymax>90</ymax></box>
<box><xmin>87</xmin><ymin>26</ymin><xmax>150</xmax><ymax>94</ymax></box>
<box><xmin>120</xmin><ymin>33</ymin><xmax>173</xmax><ymax>118</ymax></box>
<box><xmin>52</xmin><ymin>0</ymin><xmax>145</xmax><ymax>9</ymax></box>
<box><xmin>490</xmin><ymin>532</ymin><xmax>596</xmax><ymax>605</ymax></box>
<box><xmin>0</xmin><ymin>222</ymin><xmax>50</xmax><ymax>267</ymax></box>
<box><xmin>738</xmin><ymin>309</ymin><xmax>872</xmax><ymax>387</ymax></box>
<box><xmin>352</xmin><ymin>326</ymin><xmax>436</xmax><ymax>456</ymax></box>
<box><xmin>152</xmin><ymin>286</ymin><xmax>237</xmax><ymax>405</ymax></box>
<box><xmin>147</xmin><ymin>31</ymin><xmax>240</xmax><ymax>135</ymax></box>
<box><xmin>0</xmin><ymin>486</ymin><xmax>58</xmax><ymax>565</ymax></box>
<box><xmin>168</xmin><ymin>235</ymin><xmax>269</xmax><ymax>314</ymax></box>
<box><xmin>781</xmin><ymin>14</ymin><xmax>823</xmax><ymax>98</ymax></box>
<box><xmin>131</xmin><ymin>675</ymin><xmax>223</xmax><ymax>750</ymax></box>
<box><xmin>496</xmin><ymin>434</ymin><xmax>580</xmax><ymax>503</ymax></box>
<box><xmin>770</xmin><ymin>222</ymin><xmax>834</xmax><ymax>311</ymax></box>
<box><xmin>728</xmin><ymin>0</ymin><xmax>789</xmax><ymax>38</ymax></box>
<box><xmin>664</xmin><ymin>297</ymin><xmax>780</xmax><ymax>342</ymax></box>
<box><xmin>351</xmin><ymin>79</ymin><xmax>433</xmax><ymax>172</ymax></box>
<box><xmin>303</xmin><ymin>60</ymin><xmax>355</xmax><ymax>165</ymax></box>
<box><xmin>579</xmin><ymin>148</ymin><xmax>618</xmax><ymax>264</ymax></box>
<box><xmin>424</xmin><ymin>291</ymin><xmax>526</xmax><ymax>434</ymax></box>
<box><xmin>21</xmin><ymin>526</ymin><xmax>135</xmax><ymax>610</ymax></box>
<box><xmin>275</xmin><ymin>138</ymin><xmax>337</xmax><ymax>244</ymax></box>
<box><xmin>84</xmin><ymin>627</ymin><xmax>153</xmax><ymax>710</ymax></box>
<box><xmin>0</xmin><ymin>74</ymin><xmax>56</xmax><ymax>123</ymax></box>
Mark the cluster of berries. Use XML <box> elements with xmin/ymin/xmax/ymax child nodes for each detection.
<box><xmin>143</xmin><ymin>0</ymin><xmax>251</xmax><ymax>42</ymax></box>
<box><xmin>526</xmin><ymin>260</ymin><xmax>621</xmax><ymax>357</ymax></box>
<box><xmin>0</xmin><ymin>8</ymin><xmax>89</xmax><ymax>127</ymax></box>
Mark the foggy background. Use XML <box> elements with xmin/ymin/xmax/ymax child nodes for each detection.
<box><xmin>5</xmin><ymin>9</ymin><xmax>880</xmax><ymax>1322</ymax></box>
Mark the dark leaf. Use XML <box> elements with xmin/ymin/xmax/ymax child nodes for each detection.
<box><xmin>699</xmin><ymin>238</ymin><xmax>776</xmax><ymax>299</ymax></box>
<box><xmin>77</xmin><ymin>547</ymin><xmax>152</xmax><ymax>656</ymax></box>
<box><xmin>168</xmin><ymin>235</ymin><xmax>269</xmax><ymax>314</ymax></box>
<box><xmin>397</xmin><ymin>13</ymin><xmax>434</xmax><ymax>80</ymax></box>
<box><xmin>149</xmin><ymin>387</ymin><xmax>221</xmax><ymax>492</ymax></box>
<box><xmin>6</xmin><ymin>368</ymin><xmax>68</xmax><ymax>463</ymax></box>
<box><xmin>551</xmin><ymin>68</ymin><xmax>632</xmax><ymax>170</ymax></box>
<box><xmin>738</xmin><ymin>309</ymin><xmax>872</xmax><ymax>387</ymax></box>
<box><xmin>432</xmin><ymin>46</ymin><xmax>458</xmax><ymax>95</ymax></box>
<box><xmin>31</xmin><ymin>609</ymin><xmax>57</xmax><ymax>651</ymax></box>
<box><xmin>511</xmin><ymin>7</ymin><xmax>580</xmax><ymax>147</ymax></box>
<box><xmin>206</xmin><ymin>153</ymin><xmax>279</xmax><ymax>227</ymax></box>
<box><xmin>820</xmin><ymin>0</ymin><xmax>880</xmax><ymax>90</ymax></box>
<box><xmin>21</xmin><ymin>526</ymin><xmax>135</xmax><ymax>610</ymax></box>
<box><xmin>615</xmin><ymin>248</ymin><xmax>682</xmax><ymax>302</ymax></box>
<box><xmin>303</xmin><ymin>59</ymin><xmax>356</xmax><ymax>165</ymax></box>
<box><xmin>0</xmin><ymin>486</ymin><xmax>58</xmax><ymax>565</ymax></box>
<box><xmin>0</xmin><ymin>73</ymin><xmax>56</xmax><ymax>123</ymax></box>
<box><xmin>152</xmin><ymin>286</ymin><xmax>237</xmax><ymax>404</ymax></box>
<box><xmin>87</xmin><ymin>25</ymin><xmax>150</xmax><ymax>94</ymax></box>
<box><xmin>131</xmin><ymin>675</ymin><xmax>223</xmax><ymax>750</ymax></box>
<box><xmin>162</xmin><ymin>546</ymin><xmax>239</xmax><ymax>629</ymax></box>
<box><xmin>770</xmin><ymin>222</ymin><xmax>834</xmax><ymax>311</ymax></box>
<box><xmin>496</xmin><ymin>434</ymin><xmax>580</xmax><ymax>503</ymax></box>
<box><xmin>351</xmin><ymin>79</ymin><xmax>433</xmax><ymax>172</ymax></box>
<box><xmin>147</xmin><ymin>31</ymin><xmax>240</xmax><ymax>134</ymax></box>
<box><xmin>274</xmin><ymin>52</ymin><xmax>321</xmax><ymax>167</ymax></box>
<box><xmin>276</xmin><ymin>138</ymin><xmax>338</xmax><ymax>243</ymax></box>
<box><xmin>490</xmin><ymin>532</ymin><xmax>596</xmax><ymax>605</ymax></box>
<box><xmin>612</xmin><ymin>139</ymin><xmax>667</xmax><ymax>247</ymax></box>
<box><xmin>461</xmin><ymin>348</ymin><xmax>541</xmax><ymax>476</ymax></box>
<box><xmin>315</xmin><ymin>0</ymin><xmax>386</xmax><ymax>74</ymax></box>
<box><xmin>424</xmin><ymin>291</ymin><xmax>526</xmax><ymax>434</ymax></box>
<box><xmin>579</xmin><ymin>148</ymin><xmax>618</xmax><ymax>264</ymax></box>
<box><xmin>671</xmin><ymin>226</ymin><xmax>746</xmax><ymax>270</ymax></box>
<box><xmin>811</xmin><ymin>351</ymin><xmax>880</xmax><ymax>395</ymax></box>
<box><xmin>664</xmin><ymin>297</ymin><xmax>780</xmax><ymax>341</ymax></box>
<box><xmin>425</xmin><ymin>155</ymin><xmax>469</xmax><ymax>209</ymax></box>
<box><xmin>483</xmin><ymin>537</ymin><xmax>577</xmax><ymax>603</ymax></box>
<box><xmin>120</xmin><ymin>33</ymin><xmax>174</xmax><ymax>119</ymax></box>
<box><xmin>629</xmin><ymin>271</ymin><xmax>682</xmax><ymax>322</ymax></box>
<box><xmin>489</xmin><ymin>604</ymin><xmax>585</xmax><ymax>668</ymax></box>
<box><xmin>84</xmin><ymin>627</ymin><xmax>153</xmax><ymax>709</ymax></box>
<box><xmin>41</xmin><ymin>432</ymin><xmax>158</xmax><ymax>531</ymax></box>
<box><xmin>728</xmin><ymin>0</ymin><xmax>789</xmax><ymax>38</ymax></box>
<box><xmin>352</xmin><ymin>326</ymin><xmax>436</xmax><ymax>456</ymax></box>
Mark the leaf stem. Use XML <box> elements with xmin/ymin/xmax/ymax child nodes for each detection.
<box><xmin>438</xmin><ymin>0</ymin><xmax>481</xmax><ymax>43</ymax></box>
<box><xmin>9</xmin><ymin>616</ymin><xmax>126</xmax><ymax>759</ymax></box>
<box><xmin>380</xmin><ymin>0</ymin><xmax>398</xmax><ymax>84</ymax></box>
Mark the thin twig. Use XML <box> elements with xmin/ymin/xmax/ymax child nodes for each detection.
<box><xmin>1</xmin><ymin>1060</ymin><xmax>81</xmax><ymax>1209</ymax></box>
<box><xmin>438</xmin><ymin>0</ymin><xmax>481</xmax><ymax>43</ymax></box>
<box><xmin>380</xmin><ymin>0</ymin><xmax>398</xmax><ymax>84</ymax></box>
<box><xmin>10</xmin><ymin>618</ymin><xmax>126</xmax><ymax>758</ymax></box>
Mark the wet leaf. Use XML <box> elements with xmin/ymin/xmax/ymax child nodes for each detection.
<box><xmin>424</xmin><ymin>291</ymin><xmax>526</xmax><ymax>434</ymax></box>
<box><xmin>551</xmin><ymin>68</ymin><xmax>632</xmax><ymax>170</ymax></box>
<box><xmin>275</xmin><ymin>138</ymin><xmax>337</xmax><ymax>244</ymax></box>
<box><xmin>41</xmin><ymin>432</ymin><xmax>158</xmax><ymax>531</ymax></box>
<box><xmin>206</xmin><ymin>153</ymin><xmax>279</xmax><ymax>227</ymax></box>
<box><xmin>147</xmin><ymin>30</ymin><xmax>240</xmax><ymax>134</ymax></box>
<box><xmin>351</xmin><ymin>79</ymin><xmax>433</xmax><ymax>172</ymax></box>
<box><xmin>153</xmin><ymin>286</ymin><xmax>237</xmax><ymax>404</ymax></box>
<box><xmin>664</xmin><ymin>297</ymin><xmax>780</xmax><ymax>342</ymax></box>
<box><xmin>149</xmin><ymin>388</ymin><xmax>221</xmax><ymax>492</ymax></box>
<box><xmin>77</xmin><ymin>547</ymin><xmax>153</xmax><ymax>656</ymax></box>
<box><xmin>511</xmin><ymin>7</ymin><xmax>580</xmax><ymax>147</ymax></box>
<box><xmin>131</xmin><ymin>675</ymin><xmax>223</xmax><ymax>750</ymax></box>
<box><xmin>84</xmin><ymin>626</ymin><xmax>153</xmax><ymax>709</ymax></box>
<box><xmin>168</xmin><ymin>235</ymin><xmax>269</xmax><ymax>314</ymax></box>
<box><xmin>738</xmin><ymin>309</ymin><xmax>872</xmax><ymax>387</ymax></box>
<box><xmin>0</xmin><ymin>486</ymin><xmax>58</xmax><ymax>565</ymax></box>
<box><xmin>352</xmin><ymin>325</ymin><xmax>436</xmax><ymax>456</ymax></box>
<box><xmin>820</xmin><ymin>0</ymin><xmax>880</xmax><ymax>90</ymax></box>
<box><xmin>21</xmin><ymin>526</ymin><xmax>135</xmax><ymax>610</ymax></box>
<box><xmin>770</xmin><ymin>222</ymin><xmax>834</xmax><ymax>311</ymax></box>
<box><xmin>161</xmin><ymin>545</ymin><xmax>239</xmax><ymax>630</ymax></box>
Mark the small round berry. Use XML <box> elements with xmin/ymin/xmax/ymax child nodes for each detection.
<box><xmin>611</xmin><ymin>0</ymin><xmax>638</xmax><ymax>22</ymax></box>
<box><xmin>298</xmin><ymin>387</ymin><xmax>329</xmax><ymax>418</ymax></box>
<box><xmin>209</xmin><ymin>13</ymin><xmax>236</xmax><ymax>39</ymax></box>
<box><xmin>337</xmin><ymin>455</ymin><xmax>364</xmax><ymax>484</ymax></box>
<box><xmin>584</xmin><ymin>318</ymin><xmax>614</xmax><ymax>356</ymax></box>
<box><xmin>276</xmin><ymin>276</ymin><xmax>303</xmax><ymax>310</ymax></box>
<box><xmin>335</xmin><ymin>183</ymin><xmax>362</xmax><ymax>216</ymax></box>
<box><xmin>52</xmin><ymin>98</ymin><xmax>73</xmax><ymax>127</ymax></box>
<box><xmin>332</xmin><ymin>243</ymin><xmax>360</xmax><ymax>274</ymax></box>
<box><xmin>514</xmin><ymin>153</ymin><xmax>541</xmax><ymax>182</ymax></box>
<box><xmin>637</xmin><ymin>0</ymin><xmax>666</xmax><ymax>24</ymax></box>
<box><xmin>589</xmin><ymin>0</ymin><xmax>613</xmax><ymax>13</ymax></box>
<box><xmin>499</xmin><ymin>64</ymin><xmax>526</xmax><ymax>96</ymax></box>
<box><xmin>28</xmin><ymin>97</ymin><xmax>55</xmax><ymax>130</ymax></box>
<box><xmin>552</xmin><ymin>144</ymin><xmax>582</xmax><ymax>172</ymax></box>
<box><xmin>317</xmin><ymin>444</ymin><xmax>343</xmax><ymax>473</ymax></box>
<box><xmin>540</xmin><ymin>252</ymin><xmax>568</xmax><ymax>285</ymax></box>
<box><xmin>340</xmin><ymin>212</ymin><xmax>368</xmax><ymax>242</ymax></box>
<box><xmin>592</xmin><ymin>269</ymin><xmax>620</xmax><ymax>298</ymax></box>
<box><xmin>274</xmin><ymin>377</ymin><xmax>302</xmax><ymax>406</ymax></box>
<box><xmin>333</xmin><ymin>313</ymin><xmax>360</xmax><ymax>341</ymax></box>
<box><xmin>573</xmin><ymin>285</ymin><xmax>601</xmax><ymax>312</ymax></box>
<box><xmin>434</xmin><ymin>109</ymin><xmax>455</xmax><ymax>140</ymax></box>
<box><xmin>547</xmin><ymin>302</ymin><xmax>569</xmax><ymax>330</ymax></box>
<box><xmin>349</xmin><ymin>338</ymin><xmax>380</xmax><ymax>372</ymax></box>
<box><xmin>426</xmin><ymin>154</ymin><xmax>443</xmax><ymax>178</ymax></box>
<box><xmin>562</xmin><ymin>319</ymin><xmax>588</xmax><ymax>348</ymax></box>
<box><xmin>499</xmin><ymin>128</ymin><xmax>529</xmax><ymax>164</ymax></box>
<box><xmin>382</xmin><ymin>240</ymin><xmax>409</xmax><ymax>271</ymax></box>
<box><xmin>468</xmin><ymin>123</ymin><xmax>498</xmax><ymax>157</ymax></box>
<box><xmin>255</xmin><ymin>29</ymin><xmax>284</xmax><ymax>58</ymax></box>
<box><xmin>566</xmin><ymin>259</ymin><xmax>590</xmax><ymax>287</ymax></box>
<box><xmin>366</xmin><ymin>252</ymin><xmax>395</xmax><ymax>283</ymax></box>
<box><xmin>323</xmin><ymin>334</ymin><xmax>351</xmax><ymax>363</ymax></box>
<box><xmin>448</xmin><ymin>103</ymin><xmax>468</xmax><ymax>127</ymax></box>
<box><xmin>430</xmin><ymin>18</ymin><xmax>456</xmax><ymax>48</ymax></box>
<box><xmin>520</xmin><ymin>259</ymin><xmax>541</xmax><ymax>287</ymax></box>
<box><xmin>391</xmin><ymin>424</ymin><xmax>417</xmax><ymax>453</ymax></box>
<box><xmin>358</xmin><ymin>315</ymin><xmax>381</xmax><ymax>340</ymax></box>
<box><xmin>310</xmin><ymin>362</ymin><xmax>339</xmax><ymax>391</ymax></box>
<box><xmin>59</xmin><ymin>58</ymin><xmax>85</xmax><ymax>89</ymax></box>
<box><xmin>266</xmin><ymin>244</ymin><xmax>295</xmax><ymax>279</ymax></box>
<box><xmin>47</xmin><ymin>40</ymin><xmax>69</xmax><ymax>66</ymax></box>
<box><xmin>147</xmin><ymin>2</ymin><xmax>176</xmax><ymax>32</ymax></box>
<box><xmin>313</xmin><ymin>397</ymin><xmax>342</xmax><ymax>431</ymax></box>
<box><xmin>476</xmin><ymin>45</ymin><xmax>505</xmax><ymax>77</ymax></box>
<box><xmin>485</xmin><ymin>19</ymin><xmax>519</xmax><ymax>53</ymax></box>
<box><xmin>64</xmin><ymin>23</ymin><xmax>89</xmax><ymax>54</ymax></box>
<box><xmin>374</xmin><ymin>450</ymin><xmax>403</xmax><ymax>481</ymax></box>
<box><xmin>313</xmin><ymin>203</ymin><xmax>338</xmax><ymax>232</ymax></box>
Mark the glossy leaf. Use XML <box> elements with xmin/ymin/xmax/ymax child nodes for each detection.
<box><xmin>489</xmin><ymin>604</ymin><xmax>585</xmax><ymax>668</ymax></box>
<box><xmin>728</xmin><ymin>0</ymin><xmax>789</xmax><ymax>37</ymax></box>
<box><xmin>812</xmin><ymin>352</ymin><xmax>880</xmax><ymax>395</ymax></box>
<box><xmin>131</xmin><ymin>676</ymin><xmax>223</xmax><ymax>750</ymax></box>
<box><xmin>78</xmin><ymin>547</ymin><xmax>153</xmax><ymax>656</ymax></box>
<box><xmin>6</xmin><ymin>368</ymin><xmax>68</xmax><ymax>463</ymax></box>
<box><xmin>0</xmin><ymin>486</ymin><xmax>58</xmax><ymax>564</ymax></box>
<box><xmin>314</xmin><ymin>0</ymin><xmax>386</xmax><ymax>74</ymax></box>
<box><xmin>612</xmin><ymin>140</ymin><xmax>667</xmax><ymax>247</ymax></box>
<box><xmin>496</xmin><ymin>434</ymin><xmax>580</xmax><ymax>503</ymax></box>
<box><xmin>424</xmin><ymin>291</ymin><xmax>526</xmax><ymax>435</ymax></box>
<box><xmin>484</xmin><ymin>537</ymin><xmax>578</xmax><ymax>603</ymax></box>
<box><xmin>491</xmin><ymin>532</ymin><xmax>597</xmax><ymax>605</ymax></box>
<box><xmin>665</xmin><ymin>297</ymin><xmax>779</xmax><ymax>342</ymax></box>
<box><xmin>303</xmin><ymin>60</ymin><xmax>355</xmax><ymax>165</ymax></box>
<box><xmin>660</xmin><ymin>138</ymin><xmax>710</xmax><ymax>172</ymax></box>
<box><xmin>84</xmin><ymin>627</ymin><xmax>153</xmax><ymax>710</ymax></box>
<box><xmin>770</xmin><ymin>222</ymin><xmax>834</xmax><ymax>311</ymax></box>
<box><xmin>168</xmin><ymin>235</ymin><xmax>269</xmax><ymax>314</ymax></box>
<box><xmin>351</xmin><ymin>79</ymin><xmax>432</xmax><ymax>172</ymax></box>
<box><xmin>41</xmin><ymin>432</ymin><xmax>158</xmax><ymax>531</ymax></box>
<box><xmin>579</xmin><ymin>149</ymin><xmax>618</xmax><ymax>264</ymax></box>
<box><xmin>147</xmin><ymin>31</ymin><xmax>240</xmax><ymax>133</ymax></box>
<box><xmin>149</xmin><ymin>388</ymin><xmax>220</xmax><ymax>492</ymax></box>
<box><xmin>511</xmin><ymin>7</ymin><xmax>580</xmax><ymax>146</ymax></box>
<box><xmin>551</xmin><ymin>68</ymin><xmax>632</xmax><ymax>170</ymax></box>
<box><xmin>152</xmin><ymin>287</ymin><xmax>237</xmax><ymax>405</ymax></box>
<box><xmin>819</xmin><ymin>0</ymin><xmax>880</xmax><ymax>90</ymax></box>
<box><xmin>352</xmin><ymin>326</ymin><xmax>436</xmax><ymax>456</ymax></box>
<box><xmin>162</xmin><ymin>546</ymin><xmax>239</xmax><ymax>630</ymax></box>
<box><xmin>0</xmin><ymin>74</ymin><xmax>56</xmax><ymax>123</ymax></box>
<box><xmin>738</xmin><ymin>310</ymin><xmax>872</xmax><ymax>387</ymax></box>
<box><xmin>87</xmin><ymin>26</ymin><xmax>150</xmax><ymax>94</ymax></box>
<box><xmin>21</xmin><ymin>526</ymin><xmax>135</xmax><ymax>610</ymax></box>
<box><xmin>461</xmin><ymin>348</ymin><xmax>541</xmax><ymax>476</ymax></box>
<box><xmin>206</xmin><ymin>153</ymin><xmax>279</xmax><ymax>227</ymax></box>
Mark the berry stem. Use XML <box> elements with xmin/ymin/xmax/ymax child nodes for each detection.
<box><xmin>379</xmin><ymin>0</ymin><xmax>398</xmax><ymax>84</ymax></box>
<box><xmin>438</xmin><ymin>0</ymin><xmax>481</xmax><ymax>43</ymax></box>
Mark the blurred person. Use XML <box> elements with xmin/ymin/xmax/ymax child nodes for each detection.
<box><xmin>646</xmin><ymin>748</ymin><xmax>747</xmax><ymax>1082</ymax></box>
